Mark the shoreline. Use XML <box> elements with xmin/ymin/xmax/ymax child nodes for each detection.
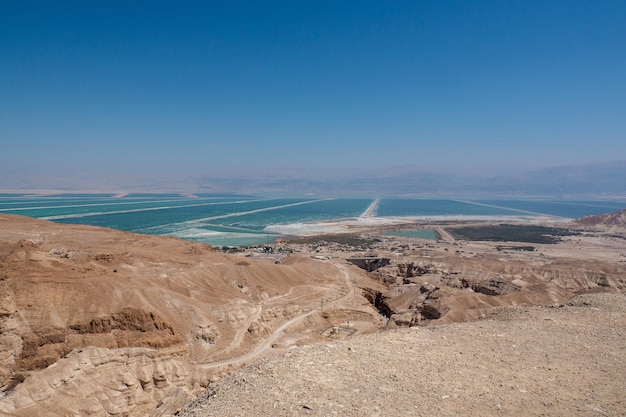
<box><xmin>260</xmin><ymin>214</ymin><xmax>571</xmax><ymax>243</ymax></box>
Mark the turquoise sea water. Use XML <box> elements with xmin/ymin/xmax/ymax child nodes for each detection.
<box><xmin>1</xmin><ymin>195</ymin><xmax>624</xmax><ymax>246</ymax></box>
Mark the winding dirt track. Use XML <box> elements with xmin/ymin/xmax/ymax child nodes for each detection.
<box><xmin>199</xmin><ymin>262</ymin><xmax>354</xmax><ymax>370</ymax></box>
<box><xmin>199</xmin><ymin>309</ymin><xmax>318</xmax><ymax>370</ymax></box>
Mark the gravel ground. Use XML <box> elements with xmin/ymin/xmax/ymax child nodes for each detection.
<box><xmin>175</xmin><ymin>293</ymin><xmax>626</xmax><ymax>417</ymax></box>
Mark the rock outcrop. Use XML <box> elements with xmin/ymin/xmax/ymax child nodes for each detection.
<box><xmin>0</xmin><ymin>214</ymin><xmax>379</xmax><ymax>416</ymax></box>
<box><xmin>369</xmin><ymin>241</ymin><xmax>626</xmax><ymax>326</ymax></box>
<box><xmin>0</xmin><ymin>346</ymin><xmax>202</xmax><ymax>417</ymax></box>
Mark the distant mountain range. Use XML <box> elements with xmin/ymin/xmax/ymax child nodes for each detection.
<box><xmin>3</xmin><ymin>161</ymin><xmax>626</xmax><ymax>197</ymax></box>
<box><xmin>194</xmin><ymin>161</ymin><xmax>626</xmax><ymax>197</ymax></box>
<box><xmin>479</xmin><ymin>161</ymin><xmax>626</xmax><ymax>196</ymax></box>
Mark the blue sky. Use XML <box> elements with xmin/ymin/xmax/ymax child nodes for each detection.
<box><xmin>1</xmin><ymin>1</ymin><xmax>625</xmax><ymax>187</ymax></box>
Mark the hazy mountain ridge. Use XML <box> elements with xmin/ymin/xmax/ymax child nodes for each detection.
<box><xmin>2</xmin><ymin>161</ymin><xmax>625</xmax><ymax>196</ymax></box>
<box><xmin>195</xmin><ymin>161</ymin><xmax>626</xmax><ymax>196</ymax></box>
<box><xmin>481</xmin><ymin>161</ymin><xmax>626</xmax><ymax>195</ymax></box>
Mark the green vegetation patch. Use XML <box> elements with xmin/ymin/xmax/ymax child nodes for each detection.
<box><xmin>450</xmin><ymin>224</ymin><xmax>579</xmax><ymax>244</ymax></box>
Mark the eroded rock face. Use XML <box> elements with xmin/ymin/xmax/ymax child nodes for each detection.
<box><xmin>395</xmin><ymin>262</ymin><xmax>434</xmax><ymax>278</ymax></box>
<box><xmin>70</xmin><ymin>308</ymin><xmax>175</xmax><ymax>335</ymax></box>
<box><xmin>386</xmin><ymin>285</ymin><xmax>451</xmax><ymax>325</ymax></box>
<box><xmin>0</xmin><ymin>346</ymin><xmax>204</xmax><ymax>417</ymax></box>
<box><xmin>15</xmin><ymin>308</ymin><xmax>184</xmax><ymax>375</ymax></box>
<box><xmin>471</xmin><ymin>276</ymin><xmax>521</xmax><ymax>296</ymax></box>
<box><xmin>419</xmin><ymin>298</ymin><xmax>449</xmax><ymax>320</ymax></box>
<box><xmin>369</xmin><ymin>250</ymin><xmax>626</xmax><ymax>326</ymax></box>
<box><xmin>194</xmin><ymin>324</ymin><xmax>218</xmax><ymax>344</ymax></box>
<box><xmin>361</xmin><ymin>288</ymin><xmax>393</xmax><ymax>318</ymax></box>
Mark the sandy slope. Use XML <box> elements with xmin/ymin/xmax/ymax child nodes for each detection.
<box><xmin>177</xmin><ymin>293</ymin><xmax>626</xmax><ymax>417</ymax></box>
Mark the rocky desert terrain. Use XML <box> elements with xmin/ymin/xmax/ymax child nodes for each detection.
<box><xmin>1</xmin><ymin>211</ymin><xmax>625</xmax><ymax>416</ymax></box>
<box><xmin>177</xmin><ymin>292</ymin><xmax>626</xmax><ymax>417</ymax></box>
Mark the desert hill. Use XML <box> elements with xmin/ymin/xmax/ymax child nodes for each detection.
<box><xmin>0</xmin><ymin>214</ymin><xmax>382</xmax><ymax>416</ymax></box>
<box><xmin>574</xmin><ymin>208</ymin><xmax>626</xmax><ymax>230</ymax></box>
<box><xmin>1</xmin><ymin>214</ymin><xmax>626</xmax><ymax>416</ymax></box>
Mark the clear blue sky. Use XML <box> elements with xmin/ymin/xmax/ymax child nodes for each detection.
<box><xmin>1</xmin><ymin>1</ymin><xmax>625</xmax><ymax>186</ymax></box>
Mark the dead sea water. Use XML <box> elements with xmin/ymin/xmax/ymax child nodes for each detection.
<box><xmin>1</xmin><ymin>194</ymin><xmax>624</xmax><ymax>247</ymax></box>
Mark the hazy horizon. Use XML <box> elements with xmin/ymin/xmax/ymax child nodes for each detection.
<box><xmin>2</xmin><ymin>2</ymin><xmax>625</xmax><ymax>191</ymax></box>
<box><xmin>1</xmin><ymin>160</ymin><xmax>625</xmax><ymax>198</ymax></box>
